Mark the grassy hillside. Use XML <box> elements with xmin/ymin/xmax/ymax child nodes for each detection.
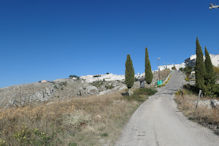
<box><xmin>0</xmin><ymin>88</ymin><xmax>156</xmax><ymax>146</ymax></box>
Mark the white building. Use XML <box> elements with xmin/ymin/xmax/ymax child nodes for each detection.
<box><xmin>158</xmin><ymin>54</ymin><xmax>219</xmax><ymax>71</ymax></box>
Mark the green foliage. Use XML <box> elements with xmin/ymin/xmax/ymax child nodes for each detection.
<box><xmin>204</xmin><ymin>47</ymin><xmax>216</xmax><ymax>96</ymax></box>
<box><xmin>214</xmin><ymin>66</ymin><xmax>219</xmax><ymax>75</ymax></box>
<box><xmin>91</xmin><ymin>80</ymin><xmax>105</xmax><ymax>88</ymax></box>
<box><xmin>91</xmin><ymin>80</ymin><xmax>114</xmax><ymax>89</ymax></box>
<box><xmin>214</xmin><ymin>66</ymin><xmax>219</xmax><ymax>80</ymax></box>
<box><xmin>183</xmin><ymin>66</ymin><xmax>192</xmax><ymax>81</ymax></box>
<box><xmin>185</xmin><ymin>76</ymin><xmax>190</xmax><ymax>82</ymax></box>
<box><xmin>175</xmin><ymin>89</ymin><xmax>184</xmax><ymax>96</ymax></box>
<box><xmin>213</xmin><ymin>84</ymin><xmax>219</xmax><ymax>97</ymax></box>
<box><xmin>68</xmin><ymin>143</ymin><xmax>78</xmax><ymax>146</ymax></box>
<box><xmin>179</xmin><ymin>67</ymin><xmax>184</xmax><ymax>71</ymax></box>
<box><xmin>145</xmin><ymin>48</ymin><xmax>153</xmax><ymax>84</ymax></box>
<box><xmin>195</xmin><ymin>37</ymin><xmax>206</xmax><ymax>92</ymax></box>
<box><xmin>0</xmin><ymin>138</ymin><xmax>6</xmax><ymax>146</ymax></box>
<box><xmin>125</xmin><ymin>88</ymin><xmax>157</xmax><ymax>102</ymax></box>
<box><xmin>172</xmin><ymin>66</ymin><xmax>176</xmax><ymax>70</ymax></box>
<box><xmin>184</xmin><ymin>66</ymin><xmax>192</xmax><ymax>76</ymax></box>
<box><xmin>69</xmin><ymin>75</ymin><xmax>80</xmax><ymax>79</ymax></box>
<box><xmin>93</xmin><ymin>75</ymin><xmax>101</xmax><ymax>78</ymax></box>
<box><xmin>105</xmin><ymin>84</ymin><xmax>114</xmax><ymax>89</ymax></box>
<box><xmin>13</xmin><ymin>127</ymin><xmax>52</xmax><ymax>145</ymax></box>
<box><xmin>125</xmin><ymin>54</ymin><xmax>135</xmax><ymax>89</ymax></box>
<box><xmin>183</xmin><ymin>84</ymin><xmax>199</xmax><ymax>95</ymax></box>
<box><xmin>135</xmin><ymin>88</ymin><xmax>157</xmax><ymax>96</ymax></box>
<box><xmin>100</xmin><ymin>133</ymin><xmax>108</xmax><ymax>137</ymax></box>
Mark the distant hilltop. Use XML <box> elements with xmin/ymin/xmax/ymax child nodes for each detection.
<box><xmin>158</xmin><ymin>54</ymin><xmax>219</xmax><ymax>71</ymax></box>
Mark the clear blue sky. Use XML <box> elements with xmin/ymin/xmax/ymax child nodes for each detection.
<box><xmin>0</xmin><ymin>0</ymin><xmax>218</xmax><ymax>87</ymax></box>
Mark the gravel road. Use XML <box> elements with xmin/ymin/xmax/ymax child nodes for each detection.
<box><xmin>116</xmin><ymin>71</ymin><xmax>219</xmax><ymax>146</ymax></box>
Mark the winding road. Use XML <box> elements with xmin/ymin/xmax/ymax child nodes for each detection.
<box><xmin>116</xmin><ymin>71</ymin><xmax>219</xmax><ymax>146</ymax></box>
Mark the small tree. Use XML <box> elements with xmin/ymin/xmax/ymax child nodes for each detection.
<box><xmin>204</xmin><ymin>47</ymin><xmax>216</xmax><ymax>95</ymax></box>
<box><xmin>125</xmin><ymin>54</ymin><xmax>135</xmax><ymax>91</ymax></box>
<box><xmin>195</xmin><ymin>37</ymin><xmax>205</xmax><ymax>92</ymax></box>
<box><xmin>145</xmin><ymin>48</ymin><xmax>153</xmax><ymax>84</ymax></box>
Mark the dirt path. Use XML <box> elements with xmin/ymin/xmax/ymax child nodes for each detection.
<box><xmin>116</xmin><ymin>71</ymin><xmax>219</xmax><ymax>146</ymax></box>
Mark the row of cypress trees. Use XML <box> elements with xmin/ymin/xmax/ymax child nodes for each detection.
<box><xmin>195</xmin><ymin>38</ymin><xmax>216</xmax><ymax>96</ymax></box>
<box><xmin>125</xmin><ymin>48</ymin><xmax>153</xmax><ymax>93</ymax></box>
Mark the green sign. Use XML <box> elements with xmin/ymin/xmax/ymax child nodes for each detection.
<box><xmin>157</xmin><ymin>80</ymin><xmax>163</xmax><ymax>86</ymax></box>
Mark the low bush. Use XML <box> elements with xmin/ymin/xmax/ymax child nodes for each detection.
<box><xmin>93</xmin><ymin>75</ymin><xmax>101</xmax><ymax>78</ymax></box>
<box><xmin>183</xmin><ymin>84</ymin><xmax>198</xmax><ymax>95</ymax></box>
<box><xmin>213</xmin><ymin>84</ymin><xmax>219</xmax><ymax>97</ymax></box>
<box><xmin>125</xmin><ymin>88</ymin><xmax>157</xmax><ymax>102</ymax></box>
<box><xmin>172</xmin><ymin>66</ymin><xmax>176</xmax><ymax>70</ymax></box>
<box><xmin>214</xmin><ymin>66</ymin><xmax>219</xmax><ymax>74</ymax></box>
<box><xmin>91</xmin><ymin>80</ymin><xmax>105</xmax><ymax>88</ymax></box>
<box><xmin>69</xmin><ymin>75</ymin><xmax>80</xmax><ymax>80</ymax></box>
<box><xmin>105</xmin><ymin>84</ymin><xmax>114</xmax><ymax>90</ymax></box>
<box><xmin>214</xmin><ymin>66</ymin><xmax>219</xmax><ymax>80</ymax></box>
<box><xmin>185</xmin><ymin>76</ymin><xmax>190</xmax><ymax>82</ymax></box>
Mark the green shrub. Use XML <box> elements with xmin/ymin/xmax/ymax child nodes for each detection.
<box><xmin>101</xmin><ymin>133</ymin><xmax>108</xmax><ymax>137</ymax></box>
<box><xmin>125</xmin><ymin>88</ymin><xmax>157</xmax><ymax>102</ymax></box>
<box><xmin>214</xmin><ymin>66</ymin><xmax>219</xmax><ymax>74</ymax></box>
<box><xmin>91</xmin><ymin>80</ymin><xmax>105</xmax><ymax>88</ymax></box>
<box><xmin>13</xmin><ymin>127</ymin><xmax>52</xmax><ymax>145</ymax></box>
<box><xmin>172</xmin><ymin>66</ymin><xmax>176</xmax><ymax>70</ymax></box>
<box><xmin>105</xmin><ymin>84</ymin><xmax>114</xmax><ymax>89</ymax></box>
<box><xmin>175</xmin><ymin>90</ymin><xmax>184</xmax><ymax>96</ymax></box>
<box><xmin>0</xmin><ymin>138</ymin><xmax>6</xmax><ymax>146</ymax></box>
<box><xmin>69</xmin><ymin>75</ymin><xmax>80</xmax><ymax>79</ymax></box>
<box><xmin>214</xmin><ymin>66</ymin><xmax>219</xmax><ymax>80</ymax></box>
<box><xmin>183</xmin><ymin>66</ymin><xmax>192</xmax><ymax>77</ymax></box>
<box><xmin>183</xmin><ymin>84</ymin><xmax>198</xmax><ymax>95</ymax></box>
<box><xmin>93</xmin><ymin>75</ymin><xmax>101</xmax><ymax>78</ymax></box>
<box><xmin>185</xmin><ymin>76</ymin><xmax>190</xmax><ymax>82</ymax></box>
<box><xmin>179</xmin><ymin>68</ymin><xmax>184</xmax><ymax>71</ymax></box>
<box><xmin>68</xmin><ymin>142</ymin><xmax>77</xmax><ymax>146</ymax></box>
<box><xmin>213</xmin><ymin>84</ymin><xmax>219</xmax><ymax>97</ymax></box>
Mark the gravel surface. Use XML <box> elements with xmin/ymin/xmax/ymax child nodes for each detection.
<box><xmin>116</xmin><ymin>71</ymin><xmax>219</xmax><ymax>146</ymax></box>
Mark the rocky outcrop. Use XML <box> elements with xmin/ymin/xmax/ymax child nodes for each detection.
<box><xmin>86</xmin><ymin>86</ymin><xmax>98</xmax><ymax>95</ymax></box>
<box><xmin>0</xmin><ymin>69</ymin><xmax>171</xmax><ymax>108</ymax></box>
<box><xmin>0</xmin><ymin>78</ymin><xmax>127</xmax><ymax>108</ymax></box>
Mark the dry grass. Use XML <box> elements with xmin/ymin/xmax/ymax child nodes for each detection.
<box><xmin>0</xmin><ymin>90</ymin><xmax>143</xmax><ymax>146</ymax></box>
<box><xmin>175</xmin><ymin>91</ymin><xmax>219</xmax><ymax>135</ymax></box>
<box><xmin>159</xmin><ymin>69</ymin><xmax>171</xmax><ymax>81</ymax></box>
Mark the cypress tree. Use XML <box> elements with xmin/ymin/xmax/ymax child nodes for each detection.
<box><xmin>125</xmin><ymin>54</ymin><xmax>135</xmax><ymax>89</ymax></box>
<box><xmin>195</xmin><ymin>37</ymin><xmax>205</xmax><ymax>92</ymax></box>
<box><xmin>204</xmin><ymin>47</ymin><xmax>216</xmax><ymax>95</ymax></box>
<box><xmin>145</xmin><ymin>48</ymin><xmax>153</xmax><ymax>84</ymax></box>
